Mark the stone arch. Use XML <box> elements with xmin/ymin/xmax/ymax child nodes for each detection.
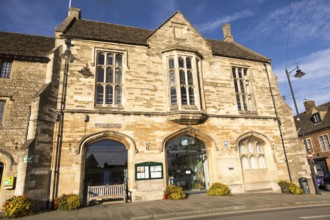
<box><xmin>161</xmin><ymin>126</ymin><xmax>218</xmax><ymax>152</ymax></box>
<box><xmin>235</xmin><ymin>131</ymin><xmax>278</xmax><ymax>192</ymax></box>
<box><xmin>0</xmin><ymin>148</ymin><xmax>15</xmax><ymax>169</ymax></box>
<box><xmin>77</xmin><ymin>130</ymin><xmax>137</xmax><ymax>155</ymax></box>
<box><xmin>235</xmin><ymin>131</ymin><xmax>273</xmax><ymax>149</ymax></box>
<box><xmin>76</xmin><ymin>130</ymin><xmax>136</xmax><ymax>199</ymax></box>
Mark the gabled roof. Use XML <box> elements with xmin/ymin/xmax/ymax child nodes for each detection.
<box><xmin>65</xmin><ymin>19</ymin><xmax>153</xmax><ymax>46</ymax></box>
<box><xmin>295</xmin><ymin>101</ymin><xmax>330</xmax><ymax>136</ymax></box>
<box><xmin>63</xmin><ymin>18</ymin><xmax>271</xmax><ymax>63</ymax></box>
<box><xmin>0</xmin><ymin>32</ymin><xmax>54</xmax><ymax>62</ymax></box>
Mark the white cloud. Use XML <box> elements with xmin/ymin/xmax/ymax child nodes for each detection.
<box><xmin>253</xmin><ymin>0</ymin><xmax>330</xmax><ymax>43</ymax></box>
<box><xmin>273</xmin><ymin>48</ymin><xmax>330</xmax><ymax>83</ymax></box>
<box><xmin>197</xmin><ymin>10</ymin><xmax>254</xmax><ymax>32</ymax></box>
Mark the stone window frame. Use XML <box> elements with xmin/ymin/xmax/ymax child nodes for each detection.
<box><xmin>164</xmin><ymin>50</ymin><xmax>202</xmax><ymax>111</ymax></box>
<box><xmin>94</xmin><ymin>49</ymin><xmax>126</xmax><ymax>109</ymax></box>
<box><xmin>239</xmin><ymin>139</ymin><xmax>266</xmax><ymax>170</ymax></box>
<box><xmin>0</xmin><ymin>59</ymin><xmax>12</xmax><ymax>79</ymax></box>
<box><xmin>0</xmin><ymin>98</ymin><xmax>9</xmax><ymax>126</ymax></box>
<box><xmin>231</xmin><ymin>66</ymin><xmax>255</xmax><ymax>112</ymax></box>
<box><xmin>319</xmin><ymin>134</ymin><xmax>330</xmax><ymax>152</ymax></box>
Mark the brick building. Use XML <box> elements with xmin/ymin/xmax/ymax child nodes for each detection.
<box><xmin>295</xmin><ymin>100</ymin><xmax>330</xmax><ymax>175</ymax></box>
<box><xmin>0</xmin><ymin>8</ymin><xmax>312</xmax><ymax>208</ymax></box>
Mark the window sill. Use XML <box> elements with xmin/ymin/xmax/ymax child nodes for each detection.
<box><xmin>166</xmin><ymin>111</ymin><xmax>208</xmax><ymax>125</ymax></box>
<box><xmin>95</xmin><ymin>104</ymin><xmax>124</xmax><ymax>110</ymax></box>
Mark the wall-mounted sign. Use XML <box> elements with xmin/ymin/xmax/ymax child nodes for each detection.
<box><xmin>135</xmin><ymin>162</ymin><xmax>163</xmax><ymax>180</ymax></box>
<box><xmin>3</xmin><ymin>177</ymin><xmax>15</xmax><ymax>189</ymax></box>
<box><xmin>23</xmin><ymin>155</ymin><xmax>33</xmax><ymax>163</ymax></box>
<box><xmin>95</xmin><ymin>123</ymin><xmax>122</xmax><ymax>128</ymax></box>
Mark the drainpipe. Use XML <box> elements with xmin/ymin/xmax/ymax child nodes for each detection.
<box><xmin>264</xmin><ymin>63</ymin><xmax>292</xmax><ymax>182</ymax></box>
<box><xmin>51</xmin><ymin>39</ymin><xmax>71</xmax><ymax>207</ymax></box>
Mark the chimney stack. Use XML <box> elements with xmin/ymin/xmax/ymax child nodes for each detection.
<box><xmin>222</xmin><ymin>24</ymin><xmax>234</xmax><ymax>42</ymax></box>
<box><xmin>68</xmin><ymin>7</ymin><xmax>81</xmax><ymax>19</ymax></box>
<box><xmin>304</xmin><ymin>100</ymin><xmax>315</xmax><ymax>112</ymax></box>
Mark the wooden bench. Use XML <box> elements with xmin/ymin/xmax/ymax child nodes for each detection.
<box><xmin>87</xmin><ymin>184</ymin><xmax>127</xmax><ymax>206</ymax></box>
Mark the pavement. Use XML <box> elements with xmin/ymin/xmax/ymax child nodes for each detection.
<box><xmin>5</xmin><ymin>191</ymin><xmax>330</xmax><ymax>220</ymax></box>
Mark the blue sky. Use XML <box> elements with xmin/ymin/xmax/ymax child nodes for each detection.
<box><xmin>1</xmin><ymin>0</ymin><xmax>329</xmax><ymax>113</ymax></box>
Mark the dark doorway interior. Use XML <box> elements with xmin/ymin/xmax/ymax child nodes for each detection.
<box><xmin>0</xmin><ymin>162</ymin><xmax>3</xmax><ymax>186</ymax></box>
<box><xmin>84</xmin><ymin>140</ymin><xmax>127</xmax><ymax>202</ymax></box>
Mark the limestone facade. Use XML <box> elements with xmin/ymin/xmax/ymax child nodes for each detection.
<box><xmin>0</xmin><ymin>7</ymin><xmax>312</xmax><ymax>208</ymax></box>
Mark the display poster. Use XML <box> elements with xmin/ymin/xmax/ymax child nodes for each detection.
<box><xmin>135</xmin><ymin>162</ymin><xmax>163</xmax><ymax>180</ymax></box>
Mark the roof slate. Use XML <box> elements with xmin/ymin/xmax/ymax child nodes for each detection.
<box><xmin>295</xmin><ymin>101</ymin><xmax>330</xmax><ymax>136</ymax></box>
<box><xmin>64</xmin><ymin>19</ymin><xmax>271</xmax><ymax>63</ymax></box>
<box><xmin>0</xmin><ymin>32</ymin><xmax>54</xmax><ymax>62</ymax></box>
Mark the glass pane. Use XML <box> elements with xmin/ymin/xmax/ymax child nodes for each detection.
<box><xmin>0</xmin><ymin>61</ymin><xmax>12</xmax><ymax>78</ymax></box>
<box><xmin>85</xmin><ymin>140</ymin><xmax>127</xmax><ymax>186</ymax></box>
<box><xmin>115</xmin><ymin>68</ymin><xmax>122</xmax><ymax>84</ymax></box>
<box><xmin>178</xmin><ymin>57</ymin><xmax>184</xmax><ymax>68</ymax></box>
<box><xmin>259</xmin><ymin>155</ymin><xmax>266</xmax><ymax>168</ymax></box>
<box><xmin>239</xmin><ymin>79</ymin><xmax>245</xmax><ymax>93</ymax></box>
<box><xmin>107</xmin><ymin>53</ymin><xmax>114</xmax><ymax>65</ymax></box>
<box><xmin>256</xmin><ymin>142</ymin><xmax>263</xmax><ymax>153</ymax></box>
<box><xmin>96</xmin><ymin>85</ymin><xmax>104</xmax><ymax>104</ymax></box>
<box><xmin>236</xmin><ymin>95</ymin><xmax>241</xmax><ymax>110</ymax></box>
<box><xmin>106</xmin><ymin>67</ymin><xmax>113</xmax><ymax>83</ymax></box>
<box><xmin>186</xmin><ymin>57</ymin><xmax>192</xmax><ymax>69</ymax></box>
<box><xmin>0</xmin><ymin>101</ymin><xmax>5</xmax><ymax>124</ymax></box>
<box><xmin>115</xmin><ymin>54</ymin><xmax>122</xmax><ymax>66</ymax></box>
<box><xmin>234</xmin><ymin>80</ymin><xmax>239</xmax><ymax>93</ymax></box>
<box><xmin>97</xmin><ymin>52</ymin><xmax>105</xmax><ymax>65</ymax></box>
<box><xmin>169</xmin><ymin>70</ymin><xmax>175</xmax><ymax>86</ymax></box>
<box><xmin>238</xmin><ymin>68</ymin><xmax>242</xmax><ymax>79</ymax></box>
<box><xmin>187</xmin><ymin>71</ymin><xmax>193</xmax><ymax>85</ymax></box>
<box><xmin>97</xmin><ymin>67</ymin><xmax>104</xmax><ymax>83</ymax></box>
<box><xmin>242</xmin><ymin>95</ymin><xmax>247</xmax><ymax>111</ymax></box>
<box><xmin>170</xmin><ymin>88</ymin><xmax>177</xmax><ymax>105</ymax></box>
<box><xmin>169</xmin><ymin>58</ymin><xmax>174</xmax><ymax>69</ymax></box>
<box><xmin>248</xmin><ymin>141</ymin><xmax>254</xmax><ymax>153</ymax></box>
<box><xmin>239</xmin><ymin>144</ymin><xmax>247</xmax><ymax>154</ymax></box>
<box><xmin>105</xmin><ymin>85</ymin><xmax>113</xmax><ymax>104</ymax></box>
<box><xmin>319</xmin><ymin>136</ymin><xmax>325</xmax><ymax>151</ymax></box>
<box><xmin>166</xmin><ymin>135</ymin><xmax>207</xmax><ymax>191</ymax></box>
<box><xmin>179</xmin><ymin>70</ymin><xmax>185</xmax><ymax>85</ymax></box>
<box><xmin>232</xmin><ymin>67</ymin><xmax>236</xmax><ymax>78</ymax></box>
<box><xmin>324</xmin><ymin>136</ymin><xmax>330</xmax><ymax>150</ymax></box>
<box><xmin>189</xmin><ymin>87</ymin><xmax>195</xmax><ymax>105</ymax></box>
<box><xmin>115</xmin><ymin>86</ymin><xmax>122</xmax><ymax>104</ymax></box>
<box><xmin>250</xmin><ymin>156</ymin><xmax>257</xmax><ymax>169</ymax></box>
<box><xmin>242</xmin><ymin>156</ymin><xmax>249</xmax><ymax>169</ymax></box>
<box><xmin>181</xmin><ymin>87</ymin><xmax>187</xmax><ymax>105</ymax></box>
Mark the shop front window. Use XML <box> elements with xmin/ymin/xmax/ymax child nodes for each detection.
<box><xmin>166</xmin><ymin>135</ymin><xmax>209</xmax><ymax>191</ymax></box>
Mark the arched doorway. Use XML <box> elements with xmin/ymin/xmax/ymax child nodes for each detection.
<box><xmin>0</xmin><ymin>162</ymin><xmax>3</xmax><ymax>186</ymax></box>
<box><xmin>84</xmin><ymin>140</ymin><xmax>128</xmax><ymax>188</ymax></box>
<box><xmin>166</xmin><ymin>135</ymin><xmax>209</xmax><ymax>192</ymax></box>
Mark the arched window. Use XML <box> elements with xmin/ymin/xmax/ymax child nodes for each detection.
<box><xmin>241</xmin><ymin>156</ymin><xmax>249</xmax><ymax>170</ymax></box>
<box><xmin>239</xmin><ymin>138</ymin><xmax>266</xmax><ymax>170</ymax></box>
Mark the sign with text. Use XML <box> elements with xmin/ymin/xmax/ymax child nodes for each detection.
<box><xmin>135</xmin><ymin>162</ymin><xmax>163</xmax><ymax>180</ymax></box>
<box><xmin>3</xmin><ymin>177</ymin><xmax>15</xmax><ymax>189</ymax></box>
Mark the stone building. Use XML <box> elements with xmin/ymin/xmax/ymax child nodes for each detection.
<box><xmin>0</xmin><ymin>32</ymin><xmax>55</xmax><ymax>207</ymax></box>
<box><xmin>0</xmin><ymin>7</ymin><xmax>312</xmax><ymax>208</ymax></box>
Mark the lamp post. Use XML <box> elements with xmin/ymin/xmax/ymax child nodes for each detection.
<box><xmin>285</xmin><ymin>66</ymin><xmax>321</xmax><ymax>195</ymax></box>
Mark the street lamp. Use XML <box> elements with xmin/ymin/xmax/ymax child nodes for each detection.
<box><xmin>285</xmin><ymin>66</ymin><xmax>321</xmax><ymax>195</ymax></box>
